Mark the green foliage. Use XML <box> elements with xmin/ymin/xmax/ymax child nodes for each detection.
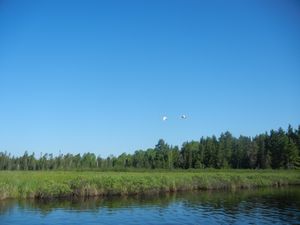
<box><xmin>0</xmin><ymin>170</ymin><xmax>299</xmax><ymax>200</ymax></box>
<box><xmin>0</xmin><ymin>125</ymin><xmax>299</xmax><ymax>170</ymax></box>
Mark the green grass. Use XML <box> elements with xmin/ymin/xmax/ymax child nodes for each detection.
<box><xmin>0</xmin><ymin>170</ymin><xmax>299</xmax><ymax>200</ymax></box>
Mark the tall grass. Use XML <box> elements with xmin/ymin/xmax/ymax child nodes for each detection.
<box><xmin>0</xmin><ymin>170</ymin><xmax>299</xmax><ymax>200</ymax></box>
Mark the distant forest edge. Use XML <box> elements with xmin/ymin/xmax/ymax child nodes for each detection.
<box><xmin>1</xmin><ymin>125</ymin><xmax>300</xmax><ymax>170</ymax></box>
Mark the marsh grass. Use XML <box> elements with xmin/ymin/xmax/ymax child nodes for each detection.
<box><xmin>0</xmin><ymin>170</ymin><xmax>299</xmax><ymax>200</ymax></box>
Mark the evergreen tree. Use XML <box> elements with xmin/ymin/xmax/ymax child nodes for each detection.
<box><xmin>0</xmin><ymin>125</ymin><xmax>299</xmax><ymax>170</ymax></box>
<box><xmin>255</xmin><ymin>134</ymin><xmax>271</xmax><ymax>169</ymax></box>
<box><xmin>218</xmin><ymin>132</ymin><xmax>234</xmax><ymax>168</ymax></box>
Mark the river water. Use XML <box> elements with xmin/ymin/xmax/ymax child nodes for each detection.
<box><xmin>0</xmin><ymin>187</ymin><xmax>299</xmax><ymax>225</ymax></box>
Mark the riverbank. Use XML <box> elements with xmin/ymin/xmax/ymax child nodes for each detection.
<box><xmin>0</xmin><ymin>170</ymin><xmax>299</xmax><ymax>200</ymax></box>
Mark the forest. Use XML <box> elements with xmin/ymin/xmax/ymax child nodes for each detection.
<box><xmin>0</xmin><ymin>125</ymin><xmax>299</xmax><ymax>170</ymax></box>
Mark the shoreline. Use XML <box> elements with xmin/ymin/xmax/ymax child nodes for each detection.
<box><xmin>0</xmin><ymin>170</ymin><xmax>299</xmax><ymax>200</ymax></box>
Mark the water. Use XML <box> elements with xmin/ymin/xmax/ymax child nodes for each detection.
<box><xmin>0</xmin><ymin>187</ymin><xmax>299</xmax><ymax>225</ymax></box>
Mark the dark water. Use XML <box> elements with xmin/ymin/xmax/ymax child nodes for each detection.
<box><xmin>0</xmin><ymin>187</ymin><xmax>299</xmax><ymax>225</ymax></box>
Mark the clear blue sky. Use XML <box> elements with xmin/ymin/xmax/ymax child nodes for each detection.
<box><xmin>0</xmin><ymin>0</ymin><xmax>299</xmax><ymax>157</ymax></box>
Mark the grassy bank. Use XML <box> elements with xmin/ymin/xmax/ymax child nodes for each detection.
<box><xmin>0</xmin><ymin>170</ymin><xmax>299</xmax><ymax>200</ymax></box>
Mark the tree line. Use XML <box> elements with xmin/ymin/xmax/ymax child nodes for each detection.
<box><xmin>0</xmin><ymin>125</ymin><xmax>299</xmax><ymax>170</ymax></box>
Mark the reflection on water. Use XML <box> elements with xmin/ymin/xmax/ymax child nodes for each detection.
<box><xmin>0</xmin><ymin>187</ymin><xmax>299</xmax><ymax>225</ymax></box>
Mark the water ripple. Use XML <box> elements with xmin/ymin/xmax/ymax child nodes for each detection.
<box><xmin>0</xmin><ymin>187</ymin><xmax>299</xmax><ymax>225</ymax></box>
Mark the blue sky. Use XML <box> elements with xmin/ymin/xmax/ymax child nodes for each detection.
<box><xmin>0</xmin><ymin>0</ymin><xmax>299</xmax><ymax>157</ymax></box>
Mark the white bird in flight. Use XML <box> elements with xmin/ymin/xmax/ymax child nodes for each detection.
<box><xmin>162</xmin><ymin>115</ymin><xmax>187</xmax><ymax>121</ymax></box>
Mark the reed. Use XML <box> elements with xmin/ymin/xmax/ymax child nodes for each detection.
<box><xmin>0</xmin><ymin>170</ymin><xmax>299</xmax><ymax>200</ymax></box>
